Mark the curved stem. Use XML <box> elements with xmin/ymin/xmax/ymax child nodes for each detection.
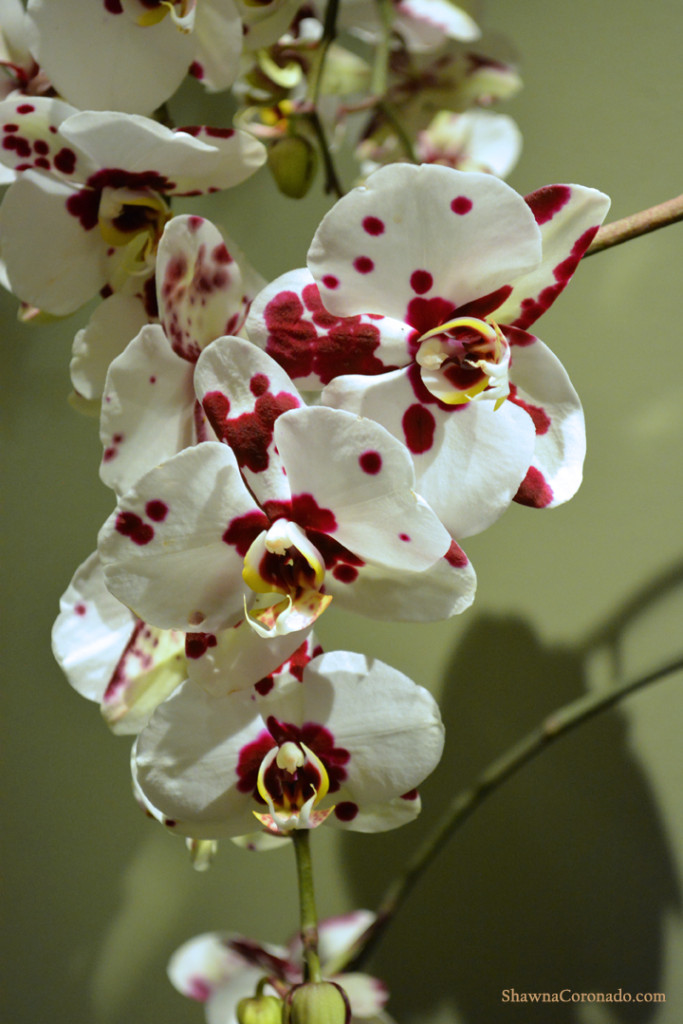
<box><xmin>307</xmin><ymin>0</ymin><xmax>339</xmax><ymax>106</ymax></box>
<box><xmin>308</xmin><ymin>109</ymin><xmax>345</xmax><ymax>198</ymax></box>
<box><xmin>292</xmin><ymin>830</ymin><xmax>322</xmax><ymax>983</ymax></box>
<box><xmin>586</xmin><ymin>193</ymin><xmax>683</xmax><ymax>256</ymax></box>
<box><xmin>329</xmin><ymin>655</ymin><xmax>683</xmax><ymax>974</ymax></box>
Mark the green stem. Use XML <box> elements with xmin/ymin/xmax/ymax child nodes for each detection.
<box><xmin>292</xmin><ymin>830</ymin><xmax>322</xmax><ymax>983</ymax></box>
<box><xmin>377</xmin><ymin>100</ymin><xmax>418</xmax><ymax>163</ymax></box>
<box><xmin>306</xmin><ymin>0</ymin><xmax>339</xmax><ymax>106</ymax></box>
<box><xmin>586</xmin><ymin>193</ymin><xmax>683</xmax><ymax>256</ymax></box>
<box><xmin>307</xmin><ymin>109</ymin><xmax>345</xmax><ymax>198</ymax></box>
<box><xmin>371</xmin><ymin>0</ymin><xmax>394</xmax><ymax>98</ymax></box>
<box><xmin>328</xmin><ymin>655</ymin><xmax>683</xmax><ymax>974</ymax></box>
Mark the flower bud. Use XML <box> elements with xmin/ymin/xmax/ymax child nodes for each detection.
<box><xmin>236</xmin><ymin>993</ymin><xmax>284</xmax><ymax>1024</ymax></box>
<box><xmin>284</xmin><ymin>981</ymin><xmax>350</xmax><ymax>1024</ymax></box>
<box><xmin>267</xmin><ymin>136</ymin><xmax>318</xmax><ymax>199</ymax></box>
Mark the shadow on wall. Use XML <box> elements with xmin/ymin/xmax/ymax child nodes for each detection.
<box><xmin>341</xmin><ymin>603</ymin><xmax>683</xmax><ymax>1024</ymax></box>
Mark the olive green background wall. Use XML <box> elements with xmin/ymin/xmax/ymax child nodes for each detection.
<box><xmin>3</xmin><ymin>1</ymin><xmax>682</xmax><ymax>1022</ymax></box>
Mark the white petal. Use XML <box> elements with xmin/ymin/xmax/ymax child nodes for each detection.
<box><xmin>0</xmin><ymin>95</ymin><xmax>89</xmax><ymax>179</ymax></box>
<box><xmin>322</xmin><ymin>369</ymin><xmax>536</xmax><ymax>538</ymax></box>
<box><xmin>157</xmin><ymin>215</ymin><xmax>248</xmax><ymax>358</ymax></box>
<box><xmin>51</xmin><ymin>551</ymin><xmax>185</xmax><ymax>734</ymax></box>
<box><xmin>59</xmin><ymin>112</ymin><xmax>266</xmax><ymax>195</ymax></box>
<box><xmin>99</xmin><ymin>325</ymin><xmax>198</xmax><ymax>496</ymax></box>
<box><xmin>99</xmin><ymin>443</ymin><xmax>261</xmax><ymax>633</ymax></box>
<box><xmin>302</xmin><ymin>651</ymin><xmax>444</xmax><ymax>812</ymax></box>
<box><xmin>28</xmin><ymin>0</ymin><xmax>192</xmax><ymax>115</ymax></box>
<box><xmin>507</xmin><ymin>330</ymin><xmax>586</xmax><ymax>508</ymax></box>
<box><xmin>307</xmin><ymin>164</ymin><xmax>541</xmax><ymax>323</ymax></box>
<box><xmin>185</xmin><ymin>619</ymin><xmax>314</xmax><ymax>697</ymax></box>
<box><xmin>195</xmin><ymin>336</ymin><xmax>302</xmax><ymax>504</ymax></box>
<box><xmin>495</xmin><ymin>183</ymin><xmax>611</xmax><ymax>329</ymax></box>
<box><xmin>274</xmin><ymin>406</ymin><xmax>451</xmax><ymax>570</ymax></box>
<box><xmin>192</xmin><ymin>0</ymin><xmax>243</xmax><ymax>92</ymax></box>
<box><xmin>71</xmin><ymin>292</ymin><xmax>151</xmax><ymax>402</ymax></box>
<box><xmin>247</xmin><ymin>267</ymin><xmax>411</xmax><ymax>389</ymax></box>
<box><xmin>134</xmin><ymin>681</ymin><xmax>266</xmax><ymax>838</ymax></box>
<box><xmin>325</xmin><ymin>543</ymin><xmax>476</xmax><ymax>622</ymax></box>
<box><xmin>0</xmin><ymin>171</ymin><xmax>107</xmax><ymax>313</ymax></box>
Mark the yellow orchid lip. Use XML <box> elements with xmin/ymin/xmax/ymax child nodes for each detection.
<box><xmin>136</xmin><ymin>0</ymin><xmax>195</xmax><ymax>32</ymax></box>
<box><xmin>255</xmin><ymin>742</ymin><xmax>331</xmax><ymax>832</ymax></box>
<box><xmin>416</xmin><ymin>315</ymin><xmax>510</xmax><ymax>409</ymax></box>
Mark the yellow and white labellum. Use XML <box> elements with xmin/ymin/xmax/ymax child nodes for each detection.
<box><xmin>97</xmin><ymin>187</ymin><xmax>171</xmax><ymax>283</ymax></box>
<box><xmin>416</xmin><ymin>316</ymin><xmax>510</xmax><ymax>409</ymax></box>
<box><xmin>137</xmin><ymin>0</ymin><xmax>196</xmax><ymax>32</ymax></box>
<box><xmin>254</xmin><ymin>741</ymin><xmax>332</xmax><ymax>832</ymax></box>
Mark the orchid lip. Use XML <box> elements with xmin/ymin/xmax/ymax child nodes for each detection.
<box><xmin>416</xmin><ymin>315</ymin><xmax>510</xmax><ymax>408</ymax></box>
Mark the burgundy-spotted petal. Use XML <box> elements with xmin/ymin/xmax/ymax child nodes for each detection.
<box><xmin>157</xmin><ymin>215</ymin><xmax>246</xmax><ymax>360</ymax></box>
<box><xmin>100</xmin><ymin>325</ymin><xmax>198</xmax><ymax>497</ymax></box>
<box><xmin>507</xmin><ymin>329</ymin><xmax>586</xmax><ymax>508</ymax></box>
<box><xmin>195</xmin><ymin>337</ymin><xmax>302</xmax><ymax>504</ymax></box>
<box><xmin>247</xmin><ymin>267</ymin><xmax>411</xmax><ymax>389</ymax></box>
<box><xmin>274</xmin><ymin>406</ymin><xmax>451</xmax><ymax>570</ymax></box>
<box><xmin>0</xmin><ymin>170</ymin><xmax>107</xmax><ymax>313</ymax></box>
<box><xmin>321</xmin><ymin>368</ymin><xmax>536</xmax><ymax>538</ymax></box>
<box><xmin>495</xmin><ymin>183</ymin><xmax>611</xmax><ymax>329</ymax></box>
<box><xmin>307</xmin><ymin>163</ymin><xmax>541</xmax><ymax>323</ymax></box>
<box><xmin>60</xmin><ymin>111</ymin><xmax>266</xmax><ymax>196</ymax></box>
<box><xmin>99</xmin><ymin>442</ymin><xmax>260</xmax><ymax>633</ymax></box>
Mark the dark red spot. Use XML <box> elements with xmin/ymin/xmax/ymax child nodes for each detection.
<box><xmin>457</xmin><ymin>285</ymin><xmax>513</xmax><ymax>320</ymax></box>
<box><xmin>508</xmin><ymin>384</ymin><xmax>551</xmax><ymax>435</ymax></box>
<box><xmin>65</xmin><ymin>188</ymin><xmax>100</xmax><ymax>230</ymax></box>
<box><xmin>402</xmin><ymin>403</ymin><xmax>436</xmax><ymax>454</ymax></box>
<box><xmin>322</xmin><ymin>275</ymin><xmax>339</xmax><ymax>289</ymax></box>
<box><xmin>399</xmin><ymin>533</ymin><xmax>410</xmax><ymax>542</ymax></box>
<box><xmin>255</xmin><ymin>676</ymin><xmax>274</xmax><ymax>696</ymax></box>
<box><xmin>334</xmin><ymin>801</ymin><xmax>358</xmax><ymax>821</ymax></box>
<box><xmin>222</xmin><ymin>510</ymin><xmax>269</xmax><ymax>554</ymax></box>
<box><xmin>401</xmin><ymin>788</ymin><xmax>419</xmax><ymax>800</ymax></box>
<box><xmin>85</xmin><ymin>168</ymin><xmax>174</xmax><ymax>193</ymax></box>
<box><xmin>410</xmin><ymin>269</ymin><xmax>433</xmax><ymax>295</ymax></box>
<box><xmin>189</xmin><ymin>61</ymin><xmax>204</xmax><ymax>79</ymax></box>
<box><xmin>33</xmin><ymin>140</ymin><xmax>49</xmax><ymax>155</ymax></box>
<box><xmin>187</xmin><ymin>216</ymin><xmax>203</xmax><ymax>232</ymax></box>
<box><xmin>2</xmin><ymin>124</ymin><xmax>18</xmax><ymax>132</ymax></box>
<box><xmin>205</xmin><ymin>386</ymin><xmax>299</xmax><ymax>474</ymax></box>
<box><xmin>405</xmin><ymin>295</ymin><xmax>454</xmax><ymax>340</ymax></box>
<box><xmin>205</xmin><ymin>127</ymin><xmax>235</xmax><ymax>139</ymax></box>
<box><xmin>444</xmin><ymin>540</ymin><xmax>468</xmax><ymax>568</ymax></box>
<box><xmin>525</xmin><ymin>185</ymin><xmax>572</xmax><ymax>225</ymax></box>
<box><xmin>262</xmin><ymin>283</ymin><xmax>396</xmax><ymax>385</ymax></box>
<box><xmin>451</xmin><ymin>195</ymin><xmax>472</xmax><ymax>215</ymax></box>
<box><xmin>104</xmin><ymin>0</ymin><xmax>124</xmax><ymax>11</ymax></box>
<box><xmin>16</xmin><ymin>103</ymin><xmax>34</xmax><ymax>114</ymax></box>
<box><xmin>212</xmin><ymin>243</ymin><xmax>232</xmax><ymax>264</ymax></box>
<box><xmin>185</xmin><ymin>633</ymin><xmax>217</xmax><ymax>659</ymax></box>
<box><xmin>332</xmin><ymin>564</ymin><xmax>358</xmax><ymax>583</ymax></box>
<box><xmin>264</xmin><ymin>493</ymin><xmax>337</xmax><ymax>534</ymax></box>
<box><xmin>363</xmin><ymin>216</ymin><xmax>385</xmax><ymax>235</ymax></box>
<box><xmin>249</xmin><ymin>373</ymin><xmax>269</xmax><ymax>397</ymax></box>
<box><xmin>145</xmin><ymin>500</ymin><xmax>169</xmax><ymax>522</ymax></box>
<box><xmin>514</xmin><ymin>466</ymin><xmax>554</xmax><ymax>507</ymax></box>
<box><xmin>353</xmin><ymin>256</ymin><xmax>374</xmax><ymax>274</ymax></box>
<box><xmin>74</xmin><ymin>603</ymin><xmax>87</xmax><ymax>616</ymax></box>
<box><xmin>115</xmin><ymin>512</ymin><xmax>154</xmax><ymax>546</ymax></box>
<box><xmin>34</xmin><ymin>157</ymin><xmax>50</xmax><ymax>170</ymax></box>
<box><xmin>359</xmin><ymin>450</ymin><xmax>382</xmax><ymax>474</ymax></box>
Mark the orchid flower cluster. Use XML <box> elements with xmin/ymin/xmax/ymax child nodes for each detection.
<box><xmin>1</xmin><ymin>1</ymin><xmax>616</xmax><ymax>1020</ymax></box>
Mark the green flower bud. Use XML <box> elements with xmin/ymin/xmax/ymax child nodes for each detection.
<box><xmin>284</xmin><ymin>981</ymin><xmax>350</xmax><ymax>1024</ymax></box>
<box><xmin>236</xmin><ymin>993</ymin><xmax>284</xmax><ymax>1024</ymax></box>
<box><xmin>267</xmin><ymin>136</ymin><xmax>318</xmax><ymax>199</ymax></box>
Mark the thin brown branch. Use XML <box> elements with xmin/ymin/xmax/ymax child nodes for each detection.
<box><xmin>586</xmin><ymin>193</ymin><xmax>683</xmax><ymax>256</ymax></box>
